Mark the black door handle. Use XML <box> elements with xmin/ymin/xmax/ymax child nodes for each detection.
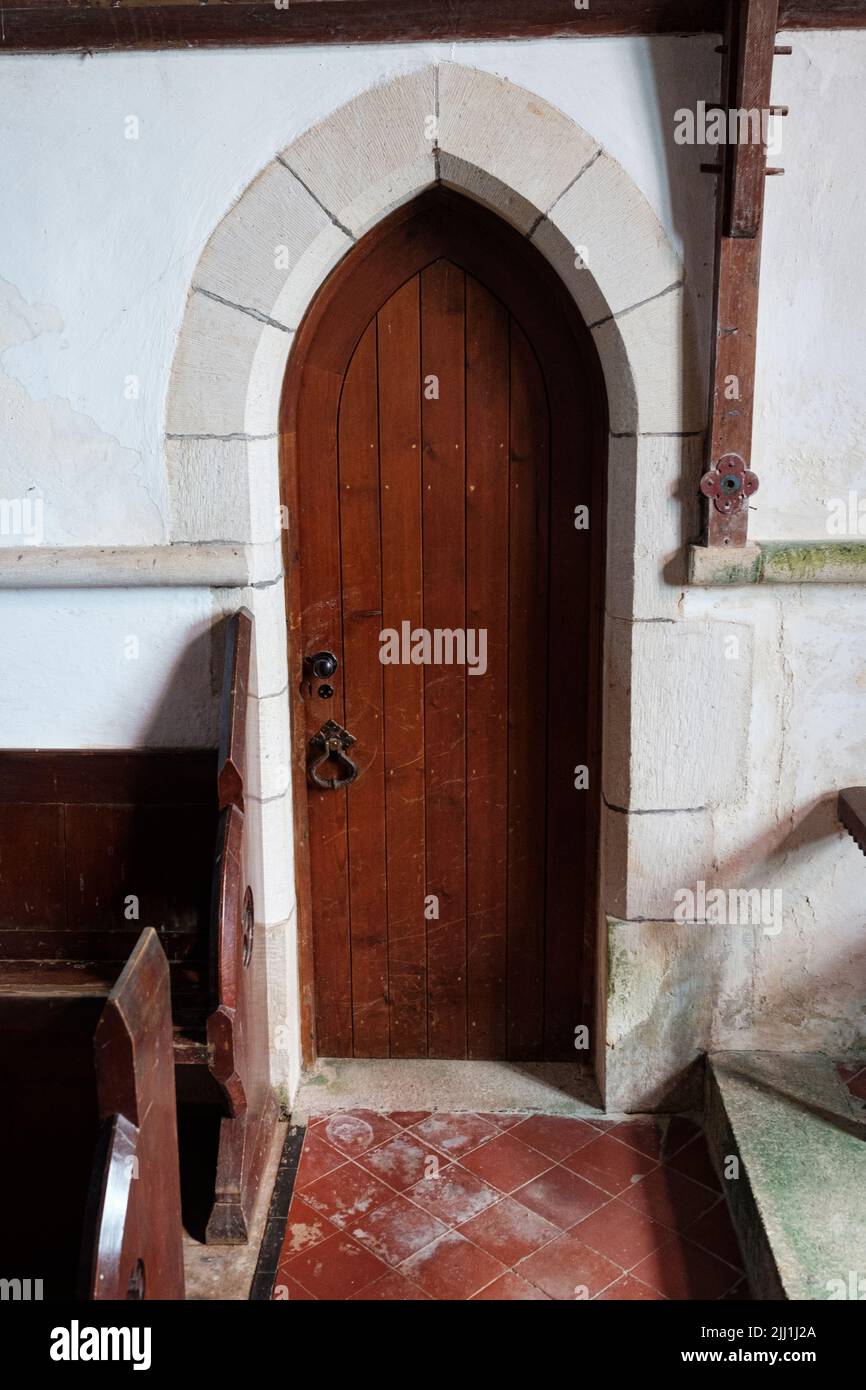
<box><xmin>308</xmin><ymin>720</ymin><xmax>358</xmax><ymax>791</ymax></box>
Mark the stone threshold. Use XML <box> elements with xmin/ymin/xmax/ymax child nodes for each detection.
<box><xmin>689</xmin><ymin>539</ymin><xmax>866</xmax><ymax>585</ymax></box>
<box><xmin>293</xmin><ymin>1058</ymin><xmax>604</xmax><ymax>1125</ymax></box>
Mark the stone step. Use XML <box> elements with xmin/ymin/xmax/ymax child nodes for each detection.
<box><xmin>706</xmin><ymin>1051</ymin><xmax>866</xmax><ymax>1300</ymax></box>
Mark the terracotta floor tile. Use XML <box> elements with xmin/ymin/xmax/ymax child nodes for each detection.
<box><xmin>621</xmin><ymin>1166</ymin><xmax>719</xmax><ymax>1232</ymax></box>
<box><xmin>318</xmin><ymin>1110</ymin><xmax>400</xmax><ymax>1157</ymax></box>
<box><xmin>272</xmin><ymin>1275</ymin><xmax>317</xmax><ymax>1301</ymax></box>
<box><xmin>722</xmin><ymin>1278</ymin><xmax>751</xmax><ymax>1300</ymax></box>
<box><xmin>847</xmin><ymin>1070</ymin><xmax>866</xmax><ymax>1102</ymax></box>
<box><xmin>471</xmin><ymin>1272</ymin><xmax>551</xmax><ymax>1300</ymax></box>
<box><xmin>563</xmin><ymin>1133</ymin><xmax>658</xmax><ymax>1196</ymax></box>
<box><xmin>401</xmin><ymin>1229</ymin><xmax>506</xmax><ymax>1299</ymax></box>
<box><xmin>519</xmin><ymin>1231</ymin><xmax>621</xmax><ymax>1300</ymax></box>
<box><xmin>595</xmin><ymin>1274</ymin><xmax>667</xmax><ymax>1301</ymax></box>
<box><xmin>407</xmin><ymin>1163</ymin><xmax>501</xmax><ymax>1226</ymax></box>
<box><xmin>661</xmin><ymin>1116</ymin><xmax>702</xmax><ymax>1159</ymax></box>
<box><xmin>410</xmin><ymin>1112</ymin><xmax>499</xmax><ymax>1158</ymax></box>
<box><xmin>387</xmin><ymin>1111</ymin><xmax>431</xmax><ymax>1129</ymax></box>
<box><xmin>349</xmin><ymin>1272</ymin><xmax>431</xmax><ymax>1300</ymax></box>
<box><xmin>459</xmin><ymin>1131</ymin><xmax>553</xmax><ymax>1192</ymax></box>
<box><xmin>357</xmin><ymin>1132</ymin><xmax>443</xmax><ymax>1191</ymax></box>
<box><xmin>278</xmin><ymin>1197</ymin><xmax>333</xmax><ymax>1259</ymax></box>
<box><xmin>685</xmin><ymin>1198</ymin><xmax>743</xmax><ymax>1269</ymax></box>
<box><xmin>300</xmin><ymin>1161</ymin><xmax>395</xmax><ymax>1230</ymax></box>
<box><xmin>459</xmin><ymin>1196</ymin><xmax>560</xmax><ymax>1265</ymax></box>
<box><xmin>609</xmin><ymin>1118</ymin><xmax>665</xmax><ymax>1160</ymax></box>
<box><xmin>351</xmin><ymin>1194</ymin><xmax>449</xmax><ymax>1266</ymax></box>
<box><xmin>281</xmin><ymin>1231</ymin><xmax>388</xmax><ymax>1300</ymax></box>
<box><xmin>477</xmin><ymin>1113</ymin><xmax>526</xmax><ymax>1130</ymax></box>
<box><xmin>510</xmin><ymin>1114</ymin><xmax>601</xmax><ymax>1161</ymax></box>
<box><xmin>631</xmin><ymin>1233</ymin><xmax>742</xmax><ymax>1300</ymax></box>
<box><xmin>836</xmin><ymin>1061</ymin><xmax>866</xmax><ymax>1084</ymax></box>
<box><xmin>573</xmin><ymin>1195</ymin><xmax>670</xmax><ymax>1269</ymax></box>
<box><xmin>295</xmin><ymin>1131</ymin><xmax>347</xmax><ymax>1189</ymax></box>
<box><xmin>666</xmin><ymin>1134</ymin><xmax>721</xmax><ymax>1191</ymax></box>
<box><xmin>512</xmin><ymin>1166</ymin><xmax>608</xmax><ymax>1230</ymax></box>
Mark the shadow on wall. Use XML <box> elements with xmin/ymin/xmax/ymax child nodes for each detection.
<box><xmin>140</xmin><ymin>622</ymin><xmax>222</xmax><ymax>747</ymax></box>
<box><xmin>607</xmin><ymin>793</ymin><xmax>866</xmax><ymax>1113</ymax></box>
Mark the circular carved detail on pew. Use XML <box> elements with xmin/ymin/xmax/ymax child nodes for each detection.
<box><xmin>242</xmin><ymin>886</ymin><xmax>254</xmax><ymax>969</ymax></box>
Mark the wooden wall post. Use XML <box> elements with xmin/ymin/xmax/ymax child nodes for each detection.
<box><xmin>702</xmin><ymin>0</ymin><xmax>782</xmax><ymax>546</ymax></box>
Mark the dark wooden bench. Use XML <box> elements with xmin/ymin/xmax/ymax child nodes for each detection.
<box><xmin>0</xmin><ymin>608</ymin><xmax>277</xmax><ymax>1244</ymax></box>
<box><xmin>0</xmin><ymin>926</ymin><xmax>184</xmax><ymax>1299</ymax></box>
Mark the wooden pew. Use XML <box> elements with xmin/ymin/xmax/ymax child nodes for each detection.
<box><xmin>0</xmin><ymin>927</ymin><xmax>184</xmax><ymax>1300</ymax></box>
<box><xmin>0</xmin><ymin>608</ymin><xmax>276</xmax><ymax>1244</ymax></box>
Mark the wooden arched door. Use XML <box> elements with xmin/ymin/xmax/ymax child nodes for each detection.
<box><xmin>281</xmin><ymin>191</ymin><xmax>606</xmax><ymax>1064</ymax></box>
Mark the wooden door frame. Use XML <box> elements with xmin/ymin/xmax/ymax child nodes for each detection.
<box><xmin>279</xmin><ymin>187</ymin><xmax>608</xmax><ymax>1066</ymax></box>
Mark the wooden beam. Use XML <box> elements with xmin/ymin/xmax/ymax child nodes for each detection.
<box><xmin>1</xmin><ymin>0</ymin><xmax>863</xmax><ymax>52</ymax></box>
<box><xmin>703</xmin><ymin>0</ymin><xmax>779</xmax><ymax>547</ymax></box>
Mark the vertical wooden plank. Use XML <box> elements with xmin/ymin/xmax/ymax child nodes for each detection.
<box><xmin>421</xmin><ymin>259</ymin><xmax>468</xmax><ymax>1059</ymax></box>
<box><xmin>378</xmin><ymin>276</ymin><xmax>428</xmax><ymax>1057</ymax></box>
<box><xmin>506</xmin><ymin>322</ymin><xmax>549</xmax><ymax>1060</ymax></box>
<box><xmin>297</xmin><ymin>366</ymin><xmax>353</xmax><ymax>1056</ymax></box>
<box><xmin>543</xmin><ymin>383</ymin><xmax>592</xmax><ymax>1059</ymax></box>
<box><xmin>339</xmin><ymin>321</ymin><xmax>390</xmax><ymax>1057</ymax></box>
<box><xmin>465</xmin><ymin>275</ymin><xmax>509</xmax><ymax>1059</ymax></box>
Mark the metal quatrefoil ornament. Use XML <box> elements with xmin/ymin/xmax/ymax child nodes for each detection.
<box><xmin>699</xmin><ymin>452</ymin><xmax>759</xmax><ymax>515</ymax></box>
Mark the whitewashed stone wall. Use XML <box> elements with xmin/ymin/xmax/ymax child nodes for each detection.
<box><xmin>0</xmin><ymin>33</ymin><xmax>864</xmax><ymax>1110</ymax></box>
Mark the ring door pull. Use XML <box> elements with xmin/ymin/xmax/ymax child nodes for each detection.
<box><xmin>308</xmin><ymin>719</ymin><xmax>358</xmax><ymax>791</ymax></box>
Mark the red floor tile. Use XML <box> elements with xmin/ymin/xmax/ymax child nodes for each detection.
<box><xmin>512</xmin><ymin>1165</ymin><xmax>608</xmax><ymax>1230</ymax></box>
<box><xmin>661</xmin><ymin>1115</ymin><xmax>702</xmax><ymax>1159</ymax></box>
<box><xmin>685</xmin><ymin>1198</ymin><xmax>743</xmax><ymax>1269</ymax></box>
<box><xmin>278</xmin><ymin>1197</ymin><xmax>332</xmax><ymax>1258</ymax></box>
<box><xmin>387</xmin><ymin>1111</ymin><xmax>431</xmax><ymax>1129</ymax></box>
<box><xmin>630</xmin><ymin>1233</ymin><xmax>742</xmax><ymax>1300</ymax></box>
<box><xmin>401</xmin><ymin>1230</ymin><xmax>507</xmax><ymax>1299</ymax></box>
<box><xmin>573</xmin><ymin>1195</ymin><xmax>670</xmax><ymax>1269</ymax></box>
<box><xmin>595</xmin><ymin>1274</ymin><xmax>666</xmax><ymax>1301</ymax></box>
<box><xmin>357</xmin><ymin>1132</ymin><xmax>443</xmax><ymax>1191</ymax></box>
<box><xmin>472</xmin><ymin>1272</ymin><xmax>551</xmax><ymax>1300</ymax></box>
<box><xmin>563</xmin><ymin>1132</ymin><xmax>658</xmax><ymax>1196</ymax></box>
<box><xmin>410</xmin><ymin>1112</ymin><xmax>499</xmax><ymax>1158</ymax></box>
<box><xmin>519</xmin><ymin>1231</ymin><xmax>621</xmax><ymax>1300</ymax></box>
<box><xmin>319</xmin><ymin>1110</ymin><xmax>400</xmax><ymax>1157</ymax></box>
<box><xmin>847</xmin><ymin>1070</ymin><xmax>866</xmax><ymax>1102</ymax></box>
<box><xmin>295</xmin><ymin>1131</ymin><xmax>346</xmax><ymax>1189</ymax></box>
<box><xmin>349</xmin><ymin>1272</ymin><xmax>431</xmax><ymax>1300</ymax></box>
<box><xmin>459</xmin><ymin>1131</ymin><xmax>553</xmax><ymax>1192</ymax></box>
<box><xmin>666</xmin><ymin>1134</ymin><xmax>721</xmax><ymax>1191</ymax></box>
<box><xmin>281</xmin><ymin>1231</ymin><xmax>388</xmax><ymax>1300</ymax></box>
<box><xmin>620</xmin><ymin>1165</ymin><xmax>719</xmax><ymax>1232</ymax></box>
<box><xmin>270</xmin><ymin>1108</ymin><xmax>751</xmax><ymax>1302</ymax></box>
<box><xmin>300</xmin><ymin>1161</ymin><xmax>395</xmax><ymax>1230</ymax></box>
<box><xmin>407</xmin><ymin>1163</ymin><xmax>502</xmax><ymax>1226</ymax></box>
<box><xmin>609</xmin><ymin>1118</ymin><xmax>665</xmax><ymax>1160</ymax></box>
<box><xmin>477</xmin><ymin>1113</ymin><xmax>526</xmax><ymax>1130</ymax></box>
<box><xmin>272</xmin><ymin>1275</ymin><xmax>318</xmax><ymax>1301</ymax></box>
<box><xmin>351</xmin><ymin>1194</ymin><xmax>449</xmax><ymax>1266</ymax></box>
<box><xmin>510</xmin><ymin>1114</ymin><xmax>601</xmax><ymax>1161</ymax></box>
<box><xmin>459</xmin><ymin>1195</ymin><xmax>560</xmax><ymax>1265</ymax></box>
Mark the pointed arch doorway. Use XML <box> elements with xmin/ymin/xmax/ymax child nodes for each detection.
<box><xmin>281</xmin><ymin>189</ymin><xmax>606</xmax><ymax>1065</ymax></box>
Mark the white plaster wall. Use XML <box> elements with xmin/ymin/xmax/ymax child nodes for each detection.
<box><xmin>0</xmin><ymin>34</ymin><xmax>865</xmax><ymax>1108</ymax></box>
<box><xmin>754</xmin><ymin>32</ymin><xmax>866</xmax><ymax>541</ymax></box>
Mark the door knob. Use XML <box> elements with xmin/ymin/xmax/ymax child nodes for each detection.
<box><xmin>306</xmin><ymin>650</ymin><xmax>338</xmax><ymax>680</ymax></box>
